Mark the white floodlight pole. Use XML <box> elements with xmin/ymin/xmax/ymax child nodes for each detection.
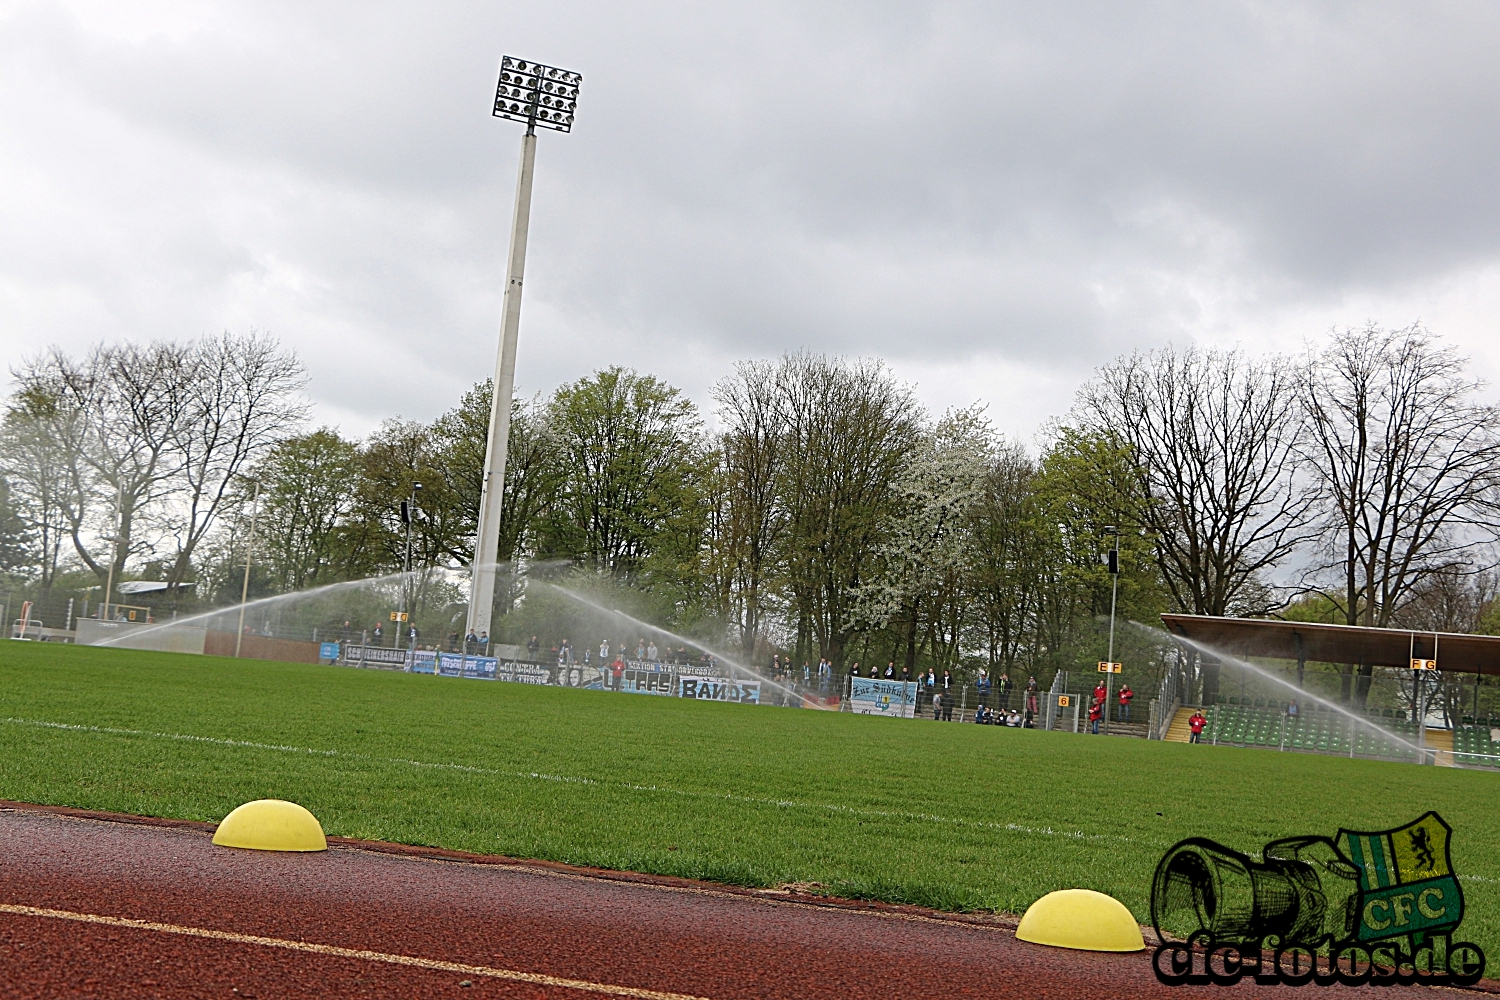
<box><xmin>468</xmin><ymin>56</ymin><xmax>580</xmax><ymax>639</ymax></box>
<box><xmin>468</xmin><ymin>132</ymin><xmax>536</xmax><ymax>639</ymax></box>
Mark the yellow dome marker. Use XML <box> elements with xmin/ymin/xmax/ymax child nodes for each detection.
<box><xmin>1016</xmin><ymin>889</ymin><xmax>1145</xmax><ymax>952</ymax></box>
<box><xmin>212</xmin><ymin>799</ymin><xmax>327</xmax><ymax>852</ymax></box>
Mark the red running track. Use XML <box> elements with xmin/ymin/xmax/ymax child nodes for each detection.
<box><xmin>0</xmin><ymin>803</ymin><xmax>1488</xmax><ymax>998</ymax></box>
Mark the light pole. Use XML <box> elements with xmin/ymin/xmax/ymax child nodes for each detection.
<box><xmin>102</xmin><ymin>480</ymin><xmax>124</xmax><ymax>622</ymax></box>
<box><xmin>234</xmin><ymin>481</ymin><xmax>260</xmax><ymax>657</ymax></box>
<box><xmin>1102</xmin><ymin>525</ymin><xmax>1120</xmax><ymax>735</ymax></box>
<box><xmin>468</xmin><ymin>55</ymin><xmax>583</xmax><ymax>641</ymax></box>
<box><xmin>401</xmin><ymin>482</ymin><xmax>423</xmax><ymax>652</ymax></box>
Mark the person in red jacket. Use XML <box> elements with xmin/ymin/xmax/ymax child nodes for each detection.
<box><xmin>1188</xmin><ymin>709</ymin><xmax>1207</xmax><ymax>743</ymax></box>
<box><xmin>611</xmin><ymin>655</ymin><xmax>625</xmax><ymax>692</ymax></box>
<box><xmin>1088</xmin><ymin>697</ymin><xmax>1103</xmax><ymax>735</ymax></box>
<box><xmin>1118</xmin><ymin>684</ymin><xmax>1134</xmax><ymax>722</ymax></box>
<box><xmin>1093</xmin><ymin>680</ymin><xmax>1107</xmax><ymax>705</ymax></box>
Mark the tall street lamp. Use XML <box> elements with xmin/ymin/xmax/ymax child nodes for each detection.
<box><xmin>401</xmin><ymin>481</ymin><xmax>423</xmax><ymax>651</ymax></box>
<box><xmin>1101</xmin><ymin>525</ymin><xmax>1121</xmax><ymax>735</ymax></box>
<box><xmin>468</xmin><ymin>56</ymin><xmax>582</xmax><ymax>641</ymax></box>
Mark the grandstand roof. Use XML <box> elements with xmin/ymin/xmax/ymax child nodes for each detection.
<box><xmin>1159</xmin><ymin>614</ymin><xmax>1500</xmax><ymax>677</ymax></box>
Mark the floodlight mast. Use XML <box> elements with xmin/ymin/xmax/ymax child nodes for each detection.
<box><xmin>468</xmin><ymin>56</ymin><xmax>582</xmax><ymax>640</ymax></box>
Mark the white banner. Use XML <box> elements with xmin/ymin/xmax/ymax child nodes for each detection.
<box><xmin>678</xmin><ymin>677</ymin><xmax>761</xmax><ymax>704</ymax></box>
<box><xmin>849</xmin><ymin>678</ymin><xmax>917</xmax><ymax>718</ymax></box>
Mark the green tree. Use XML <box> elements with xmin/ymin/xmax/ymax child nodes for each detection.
<box><xmin>251</xmin><ymin>429</ymin><xmax>362</xmax><ymax>593</ymax></box>
<box><xmin>775</xmin><ymin>353</ymin><xmax>921</xmax><ymax>669</ymax></box>
<box><xmin>538</xmin><ymin>367</ymin><xmax>707</xmax><ymax>584</ymax></box>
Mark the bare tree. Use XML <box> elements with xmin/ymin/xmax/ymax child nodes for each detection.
<box><xmin>9</xmin><ymin>344</ymin><xmax>190</xmax><ymax>589</ymax></box>
<box><xmin>1079</xmin><ymin>346</ymin><xmax>1315</xmax><ymax>702</ymax></box>
<box><xmin>0</xmin><ymin>387</ymin><xmax>72</xmax><ymax>597</ymax></box>
<box><xmin>712</xmin><ymin>359</ymin><xmax>789</xmax><ymax>660</ymax></box>
<box><xmin>162</xmin><ymin>332</ymin><xmax>308</xmax><ymax>592</ymax></box>
<box><xmin>1302</xmin><ymin>324</ymin><xmax>1500</xmax><ymax>704</ymax></box>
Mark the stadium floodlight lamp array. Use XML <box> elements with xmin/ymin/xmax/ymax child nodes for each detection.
<box><xmin>493</xmin><ymin>56</ymin><xmax>582</xmax><ymax>133</ymax></box>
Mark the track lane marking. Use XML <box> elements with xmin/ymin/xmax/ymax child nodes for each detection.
<box><xmin>0</xmin><ymin>902</ymin><xmax>713</xmax><ymax>1000</ymax></box>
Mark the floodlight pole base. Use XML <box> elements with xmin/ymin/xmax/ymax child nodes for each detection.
<box><xmin>469</xmin><ymin>130</ymin><xmax>537</xmax><ymax>638</ymax></box>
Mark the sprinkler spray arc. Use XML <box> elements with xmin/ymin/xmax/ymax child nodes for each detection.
<box><xmin>1131</xmin><ymin>621</ymin><xmax>1426</xmax><ymax>757</ymax></box>
<box><xmin>92</xmin><ymin>571</ymin><xmax>414</xmax><ymax>649</ymax></box>
<box><xmin>529</xmin><ymin>580</ymin><xmax>824</xmax><ymax>709</ymax></box>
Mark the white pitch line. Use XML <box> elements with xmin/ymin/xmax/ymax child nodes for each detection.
<box><xmin>3</xmin><ymin>715</ymin><xmax>1144</xmax><ymax>846</ymax></box>
<box><xmin>0</xmin><ymin>902</ymin><xmax>712</xmax><ymax>1000</ymax></box>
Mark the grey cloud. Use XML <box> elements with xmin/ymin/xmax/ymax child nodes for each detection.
<box><xmin>3</xmin><ymin>1</ymin><xmax>1500</xmax><ymax>436</ymax></box>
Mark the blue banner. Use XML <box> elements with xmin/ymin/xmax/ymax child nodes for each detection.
<box><xmin>436</xmin><ymin>653</ymin><xmax>498</xmax><ymax>679</ymax></box>
<box><xmin>319</xmin><ymin>641</ymin><xmax>340</xmax><ymax>661</ymax></box>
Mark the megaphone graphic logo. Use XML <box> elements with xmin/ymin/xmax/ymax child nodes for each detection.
<box><xmin>1149</xmin><ymin>812</ymin><xmax>1483</xmax><ymax>986</ymax></box>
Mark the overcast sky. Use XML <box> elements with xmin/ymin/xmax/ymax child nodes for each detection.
<box><xmin>4</xmin><ymin>1</ymin><xmax>1500</xmax><ymax>444</ymax></box>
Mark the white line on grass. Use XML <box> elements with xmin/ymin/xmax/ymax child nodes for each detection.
<box><xmin>4</xmin><ymin>716</ymin><xmax>1145</xmax><ymax>847</ymax></box>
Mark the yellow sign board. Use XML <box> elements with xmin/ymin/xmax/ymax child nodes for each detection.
<box><xmin>1411</xmin><ymin>658</ymin><xmax>1437</xmax><ymax>671</ymax></box>
<box><xmin>1058</xmin><ymin>695</ymin><xmax>1071</xmax><ymax>707</ymax></box>
<box><xmin>389</xmin><ymin>612</ymin><xmax>409</xmax><ymax>622</ymax></box>
<box><xmin>1098</xmin><ymin>661</ymin><xmax>1122</xmax><ymax>673</ymax></box>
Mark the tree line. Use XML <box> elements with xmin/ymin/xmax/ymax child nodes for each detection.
<box><xmin>3</xmin><ymin>324</ymin><xmax>1498</xmax><ymax>706</ymax></box>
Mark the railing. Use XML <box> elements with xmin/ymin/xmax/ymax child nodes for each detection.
<box><xmin>1150</xmin><ymin>652</ymin><xmax>1199</xmax><ymax>739</ymax></box>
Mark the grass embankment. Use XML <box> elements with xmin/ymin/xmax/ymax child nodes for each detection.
<box><xmin>2</xmin><ymin>641</ymin><xmax>1498</xmax><ymax>959</ymax></box>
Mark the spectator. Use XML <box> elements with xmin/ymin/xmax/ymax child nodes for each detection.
<box><xmin>1286</xmin><ymin>700</ymin><xmax>1299</xmax><ymax>719</ymax></box>
<box><xmin>1023</xmin><ymin>705</ymin><xmax>1034</xmax><ymax>728</ymax></box>
<box><xmin>1089</xmin><ymin>697</ymin><xmax>1103</xmax><ymax>735</ymax></box>
<box><xmin>478</xmin><ymin>631</ymin><xmax>488</xmax><ymax>653</ymax></box>
<box><xmin>974</xmin><ymin>704</ymin><xmax>988</xmax><ymax>724</ymax></box>
<box><xmin>527</xmin><ymin>635</ymin><xmax>540</xmax><ymax>660</ymax></box>
<box><xmin>942</xmin><ymin>694</ymin><xmax>954</xmax><ymax>722</ymax></box>
<box><xmin>465</xmin><ymin>628</ymin><xmax>478</xmax><ymax>650</ymax></box>
<box><xmin>1025</xmin><ymin>678</ymin><xmax>1039</xmax><ymax>719</ymax></box>
<box><xmin>772</xmin><ymin>654</ymin><xmax>782</xmax><ymax>674</ymax></box>
<box><xmin>1188</xmin><ymin>709</ymin><xmax>1207</xmax><ymax>744</ymax></box>
<box><xmin>849</xmin><ymin>661</ymin><xmax>861</xmax><ymax>681</ymax></box>
<box><xmin>1118</xmin><ymin>684</ymin><xmax>1134</xmax><ymax>722</ymax></box>
<box><xmin>611</xmin><ymin>655</ymin><xmax>625</xmax><ymax>691</ymax></box>
<box><xmin>899</xmin><ymin>665</ymin><xmax>910</xmax><ymax>683</ymax></box>
<box><xmin>1007</xmin><ymin>709</ymin><xmax>1022</xmax><ymax>727</ymax></box>
<box><xmin>559</xmin><ymin>639</ymin><xmax>572</xmax><ymax>665</ymax></box>
<box><xmin>408</xmin><ymin>624</ymin><xmax>418</xmax><ymax>647</ymax></box>
<box><xmin>803</xmin><ymin>663</ymin><xmax>811</xmax><ymax>686</ymax></box>
<box><xmin>1093</xmin><ymin>679</ymin><xmax>1107</xmax><ymax>706</ymax></box>
<box><xmin>977</xmin><ymin>670</ymin><xmax>991</xmax><ymax>700</ymax></box>
<box><xmin>932</xmin><ymin>692</ymin><xmax>942</xmax><ymax>721</ymax></box>
<box><xmin>884</xmin><ymin>662</ymin><xmax>895</xmax><ymax>679</ymax></box>
<box><xmin>647</xmin><ymin>640</ymin><xmax>659</xmax><ymax>661</ymax></box>
<box><xmin>373</xmin><ymin>622</ymin><xmax>384</xmax><ymax>644</ymax></box>
<box><xmin>636</xmin><ymin>639</ymin><xmax>646</xmax><ymax>660</ymax></box>
<box><xmin>599</xmin><ymin>639</ymin><xmax>610</xmax><ymax>661</ymax></box>
<box><xmin>942</xmin><ymin>669</ymin><xmax>953</xmax><ymax>693</ymax></box>
<box><xmin>818</xmin><ymin>659</ymin><xmax>831</xmax><ymax>693</ymax></box>
<box><xmin>341</xmin><ymin>620</ymin><xmax>353</xmax><ymax>642</ymax></box>
<box><xmin>998</xmin><ymin>671</ymin><xmax>1013</xmax><ymax>711</ymax></box>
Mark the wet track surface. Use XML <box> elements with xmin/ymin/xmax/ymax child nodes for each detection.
<box><xmin>0</xmin><ymin>805</ymin><xmax>1488</xmax><ymax>998</ymax></box>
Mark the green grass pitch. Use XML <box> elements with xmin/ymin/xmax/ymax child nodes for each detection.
<box><xmin>2</xmin><ymin>641</ymin><xmax>1498</xmax><ymax>963</ymax></box>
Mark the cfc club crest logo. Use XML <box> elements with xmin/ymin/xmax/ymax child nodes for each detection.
<box><xmin>1150</xmin><ymin>812</ymin><xmax>1483</xmax><ymax>987</ymax></box>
